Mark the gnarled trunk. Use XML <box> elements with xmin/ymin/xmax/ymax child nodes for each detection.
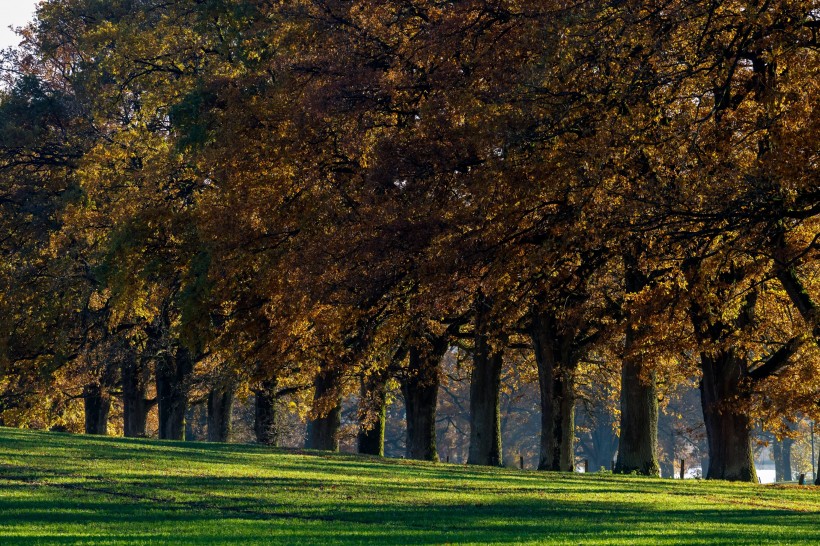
<box><xmin>254</xmin><ymin>379</ymin><xmax>278</xmax><ymax>445</ymax></box>
<box><xmin>207</xmin><ymin>383</ymin><xmax>234</xmax><ymax>442</ymax></box>
<box><xmin>358</xmin><ymin>373</ymin><xmax>387</xmax><ymax>456</ymax></box>
<box><xmin>157</xmin><ymin>347</ymin><xmax>194</xmax><ymax>440</ymax></box>
<box><xmin>700</xmin><ymin>350</ymin><xmax>756</xmax><ymax>482</ymax></box>
<box><xmin>402</xmin><ymin>337</ymin><xmax>446</xmax><ymax>461</ymax></box>
<box><xmin>83</xmin><ymin>383</ymin><xmax>110</xmax><ymax>435</ymax></box>
<box><xmin>530</xmin><ymin>310</ymin><xmax>577</xmax><ymax>471</ymax></box>
<box><xmin>122</xmin><ymin>355</ymin><xmax>153</xmax><ymax>437</ymax></box>
<box><xmin>306</xmin><ymin>369</ymin><xmax>341</xmax><ymax>451</ymax></box>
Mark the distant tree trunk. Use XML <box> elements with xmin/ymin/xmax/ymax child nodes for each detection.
<box><xmin>157</xmin><ymin>347</ymin><xmax>194</xmax><ymax>441</ymax></box>
<box><xmin>358</xmin><ymin>373</ymin><xmax>387</xmax><ymax>456</ymax></box>
<box><xmin>699</xmin><ymin>350</ymin><xmax>757</xmax><ymax>482</ymax></box>
<box><xmin>305</xmin><ymin>369</ymin><xmax>341</xmax><ymax>451</ymax></box>
<box><xmin>816</xmin><ymin>451</ymin><xmax>820</xmax><ymax>486</ymax></box>
<box><xmin>616</xmin><ymin>258</ymin><xmax>659</xmax><ymax>476</ymax></box>
<box><xmin>773</xmin><ymin>440</ymin><xmax>784</xmax><ymax>482</ymax></box>
<box><xmin>83</xmin><ymin>383</ymin><xmax>111</xmax><ymax>435</ymax></box>
<box><xmin>781</xmin><ymin>438</ymin><xmax>793</xmax><ymax>482</ymax></box>
<box><xmin>122</xmin><ymin>355</ymin><xmax>153</xmax><ymax>437</ymax></box>
<box><xmin>658</xmin><ymin>411</ymin><xmax>676</xmax><ymax>478</ymax></box>
<box><xmin>402</xmin><ymin>337</ymin><xmax>446</xmax><ymax>461</ymax></box>
<box><xmin>530</xmin><ymin>309</ymin><xmax>577</xmax><ymax>471</ymax></box>
<box><xmin>254</xmin><ymin>378</ymin><xmax>278</xmax><ymax>446</ymax></box>
<box><xmin>588</xmin><ymin>412</ymin><xmax>619</xmax><ymax>472</ymax></box>
<box><xmin>467</xmin><ymin>347</ymin><xmax>503</xmax><ymax>466</ymax></box>
<box><xmin>207</xmin><ymin>383</ymin><xmax>234</xmax><ymax>443</ymax></box>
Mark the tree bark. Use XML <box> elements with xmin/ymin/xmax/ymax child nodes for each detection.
<box><xmin>530</xmin><ymin>310</ymin><xmax>577</xmax><ymax>471</ymax></box>
<box><xmin>83</xmin><ymin>383</ymin><xmax>111</xmax><ymax>435</ymax></box>
<box><xmin>358</xmin><ymin>373</ymin><xmax>387</xmax><ymax>456</ymax></box>
<box><xmin>207</xmin><ymin>383</ymin><xmax>234</xmax><ymax>443</ymax></box>
<box><xmin>254</xmin><ymin>378</ymin><xmax>278</xmax><ymax>446</ymax></box>
<box><xmin>616</xmin><ymin>258</ymin><xmax>660</xmax><ymax>476</ymax></box>
<box><xmin>305</xmin><ymin>369</ymin><xmax>341</xmax><ymax>451</ymax></box>
<box><xmin>121</xmin><ymin>355</ymin><xmax>153</xmax><ymax>437</ymax></box>
<box><xmin>467</xmin><ymin>347</ymin><xmax>503</xmax><ymax>466</ymax></box>
<box><xmin>699</xmin><ymin>350</ymin><xmax>757</xmax><ymax>482</ymax></box>
<box><xmin>616</xmin><ymin>356</ymin><xmax>660</xmax><ymax>475</ymax></box>
<box><xmin>402</xmin><ymin>337</ymin><xmax>446</xmax><ymax>461</ymax></box>
<box><xmin>157</xmin><ymin>347</ymin><xmax>193</xmax><ymax>441</ymax></box>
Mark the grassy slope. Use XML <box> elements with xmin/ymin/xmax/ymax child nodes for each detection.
<box><xmin>1</xmin><ymin>428</ymin><xmax>818</xmax><ymax>545</ymax></box>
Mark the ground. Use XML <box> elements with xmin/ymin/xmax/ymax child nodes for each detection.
<box><xmin>1</xmin><ymin>428</ymin><xmax>818</xmax><ymax>545</ymax></box>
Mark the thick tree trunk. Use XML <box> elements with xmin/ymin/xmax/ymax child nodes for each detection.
<box><xmin>616</xmin><ymin>259</ymin><xmax>660</xmax><ymax>476</ymax></box>
<box><xmin>254</xmin><ymin>379</ymin><xmax>278</xmax><ymax>446</ymax></box>
<box><xmin>305</xmin><ymin>369</ymin><xmax>341</xmax><ymax>451</ymax></box>
<box><xmin>122</xmin><ymin>356</ymin><xmax>153</xmax><ymax>437</ymax></box>
<box><xmin>700</xmin><ymin>350</ymin><xmax>757</xmax><ymax>482</ymax></box>
<box><xmin>616</xmin><ymin>357</ymin><xmax>660</xmax><ymax>475</ymax></box>
<box><xmin>207</xmin><ymin>383</ymin><xmax>234</xmax><ymax>443</ymax></box>
<box><xmin>358</xmin><ymin>374</ymin><xmax>387</xmax><ymax>456</ymax></box>
<box><xmin>530</xmin><ymin>310</ymin><xmax>576</xmax><ymax>471</ymax></box>
<box><xmin>402</xmin><ymin>338</ymin><xmax>446</xmax><ymax>461</ymax></box>
<box><xmin>83</xmin><ymin>383</ymin><xmax>111</xmax><ymax>435</ymax></box>
<box><xmin>157</xmin><ymin>348</ymin><xmax>194</xmax><ymax>441</ymax></box>
<box><xmin>773</xmin><ymin>440</ymin><xmax>784</xmax><ymax>482</ymax></box>
<box><xmin>467</xmin><ymin>348</ymin><xmax>503</xmax><ymax>466</ymax></box>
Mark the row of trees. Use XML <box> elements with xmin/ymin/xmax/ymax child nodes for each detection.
<box><xmin>0</xmin><ymin>0</ymin><xmax>818</xmax><ymax>483</ymax></box>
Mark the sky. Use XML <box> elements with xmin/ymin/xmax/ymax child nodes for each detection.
<box><xmin>0</xmin><ymin>0</ymin><xmax>39</xmax><ymax>50</ymax></box>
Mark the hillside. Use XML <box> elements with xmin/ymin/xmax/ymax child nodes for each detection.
<box><xmin>1</xmin><ymin>428</ymin><xmax>818</xmax><ymax>545</ymax></box>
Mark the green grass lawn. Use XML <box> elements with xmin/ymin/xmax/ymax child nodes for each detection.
<box><xmin>1</xmin><ymin>428</ymin><xmax>818</xmax><ymax>545</ymax></box>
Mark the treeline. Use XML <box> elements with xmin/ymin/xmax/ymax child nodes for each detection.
<box><xmin>0</xmin><ymin>0</ymin><xmax>818</xmax><ymax>483</ymax></box>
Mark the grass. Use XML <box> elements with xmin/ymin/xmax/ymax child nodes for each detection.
<box><xmin>1</xmin><ymin>428</ymin><xmax>818</xmax><ymax>545</ymax></box>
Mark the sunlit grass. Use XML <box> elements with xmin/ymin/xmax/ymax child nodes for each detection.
<box><xmin>1</xmin><ymin>427</ymin><xmax>818</xmax><ymax>544</ymax></box>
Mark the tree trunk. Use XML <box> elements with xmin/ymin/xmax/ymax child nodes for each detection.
<box><xmin>658</xmin><ymin>411</ymin><xmax>676</xmax><ymax>478</ymax></box>
<box><xmin>616</xmin><ymin>259</ymin><xmax>660</xmax><ymax>476</ymax></box>
<box><xmin>122</xmin><ymin>355</ymin><xmax>153</xmax><ymax>438</ymax></box>
<box><xmin>254</xmin><ymin>379</ymin><xmax>278</xmax><ymax>445</ymax></box>
<box><xmin>305</xmin><ymin>369</ymin><xmax>341</xmax><ymax>451</ymax></box>
<box><xmin>157</xmin><ymin>347</ymin><xmax>193</xmax><ymax>441</ymax></box>
<box><xmin>358</xmin><ymin>373</ymin><xmax>387</xmax><ymax>456</ymax></box>
<box><xmin>773</xmin><ymin>440</ymin><xmax>784</xmax><ymax>482</ymax></box>
<box><xmin>700</xmin><ymin>350</ymin><xmax>757</xmax><ymax>482</ymax></box>
<box><xmin>83</xmin><ymin>383</ymin><xmax>110</xmax><ymax>435</ymax></box>
<box><xmin>588</xmin><ymin>411</ymin><xmax>619</xmax><ymax>472</ymax></box>
<box><xmin>207</xmin><ymin>383</ymin><xmax>234</xmax><ymax>442</ymax></box>
<box><xmin>402</xmin><ymin>338</ymin><xmax>446</xmax><ymax>461</ymax></box>
<box><xmin>467</xmin><ymin>347</ymin><xmax>503</xmax><ymax>466</ymax></box>
<box><xmin>781</xmin><ymin>438</ymin><xmax>793</xmax><ymax>482</ymax></box>
<box><xmin>530</xmin><ymin>310</ymin><xmax>577</xmax><ymax>471</ymax></box>
<box><xmin>816</xmin><ymin>451</ymin><xmax>820</xmax><ymax>486</ymax></box>
<box><xmin>616</xmin><ymin>357</ymin><xmax>660</xmax><ymax>475</ymax></box>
